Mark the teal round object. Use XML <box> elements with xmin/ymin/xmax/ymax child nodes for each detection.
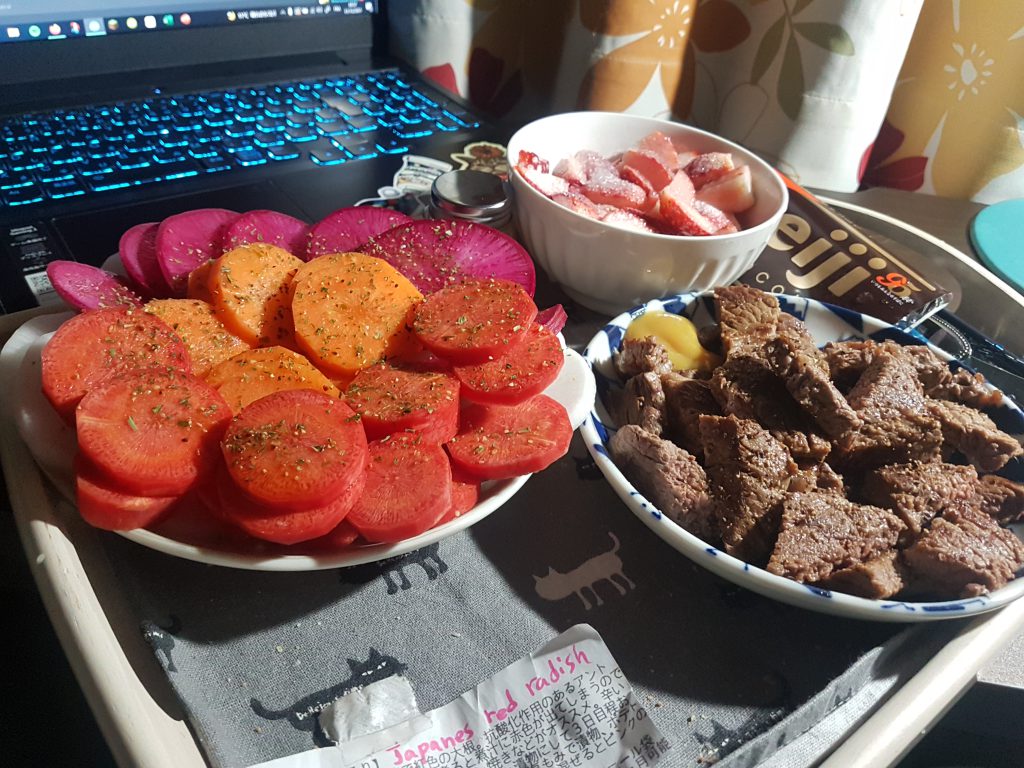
<box><xmin>970</xmin><ymin>199</ymin><xmax>1024</xmax><ymax>293</ymax></box>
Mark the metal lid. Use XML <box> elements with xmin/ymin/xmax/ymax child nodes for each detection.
<box><xmin>430</xmin><ymin>170</ymin><xmax>512</xmax><ymax>219</ymax></box>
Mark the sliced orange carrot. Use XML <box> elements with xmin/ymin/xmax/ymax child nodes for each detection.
<box><xmin>144</xmin><ymin>298</ymin><xmax>251</xmax><ymax>378</ymax></box>
<box><xmin>291</xmin><ymin>252</ymin><xmax>423</xmax><ymax>378</ymax></box>
<box><xmin>186</xmin><ymin>260</ymin><xmax>215</xmax><ymax>303</ymax></box>
<box><xmin>204</xmin><ymin>345</ymin><xmax>340</xmax><ymax>414</ymax></box>
<box><xmin>207</xmin><ymin>243</ymin><xmax>303</xmax><ymax>348</ymax></box>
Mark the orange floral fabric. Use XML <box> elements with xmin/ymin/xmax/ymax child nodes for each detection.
<box><xmin>389</xmin><ymin>0</ymin><xmax>1024</xmax><ymax>200</ymax></box>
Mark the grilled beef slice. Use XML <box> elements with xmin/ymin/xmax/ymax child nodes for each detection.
<box><xmin>609</xmin><ymin>424</ymin><xmax>716</xmax><ymax>541</ymax></box>
<box><xmin>925</xmin><ymin>399</ymin><xmax>1022</xmax><ymax>472</ymax></box>
<box><xmin>899</xmin><ymin>346</ymin><xmax>1003</xmax><ymax>409</ymax></box>
<box><xmin>816</xmin><ymin>551</ymin><xmax>904</xmax><ymax>600</ymax></box>
<box><xmin>699</xmin><ymin>414</ymin><xmax>797</xmax><ymax>563</ymax></box>
<box><xmin>823</xmin><ymin>339</ymin><xmax>1002</xmax><ymax>408</ymax></box>
<box><xmin>714</xmin><ymin>284</ymin><xmax>779</xmax><ymax>356</ymax></box>
<box><xmin>614</xmin><ymin>336</ymin><xmax>674</xmax><ymax>378</ymax></box>
<box><xmin>902</xmin><ymin>504</ymin><xmax>1024</xmax><ymax>598</ymax></box>
<box><xmin>977</xmin><ymin>475</ymin><xmax>1024</xmax><ymax>525</ymax></box>
<box><xmin>823</xmin><ymin>339</ymin><xmax>877</xmax><ymax>391</ymax></box>
<box><xmin>837</xmin><ymin>351</ymin><xmax>943</xmax><ymax>469</ymax></box>
<box><xmin>766</xmin><ymin>492</ymin><xmax>905</xmax><ymax>584</ymax></box>
<box><xmin>861</xmin><ymin>461</ymin><xmax>979</xmax><ymax>542</ymax></box>
<box><xmin>769</xmin><ymin>334</ymin><xmax>861</xmax><ymax>439</ymax></box>
<box><xmin>789</xmin><ymin>462</ymin><xmax>845</xmax><ymax>495</ymax></box>
<box><xmin>618</xmin><ymin>372</ymin><xmax>667</xmax><ymax>435</ymax></box>
<box><xmin>661</xmin><ymin>374</ymin><xmax>720</xmax><ymax>456</ymax></box>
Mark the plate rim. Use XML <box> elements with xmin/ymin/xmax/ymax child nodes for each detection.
<box><xmin>580</xmin><ymin>290</ymin><xmax>1024</xmax><ymax>622</ymax></box>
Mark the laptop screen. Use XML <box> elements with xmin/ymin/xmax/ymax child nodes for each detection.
<box><xmin>0</xmin><ymin>1</ymin><xmax>380</xmax><ymax>93</ymax></box>
<box><xmin>0</xmin><ymin>2</ymin><xmax>377</xmax><ymax>43</ymax></box>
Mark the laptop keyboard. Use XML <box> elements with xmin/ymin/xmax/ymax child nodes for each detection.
<box><xmin>0</xmin><ymin>70</ymin><xmax>480</xmax><ymax>208</ymax></box>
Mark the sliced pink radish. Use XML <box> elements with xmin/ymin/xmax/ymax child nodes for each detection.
<box><xmin>118</xmin><ymin>222</ymin><xmax>169</xmax><ymax>298</ymax></box>
<box><xmin>155</xmin><ymin>208</ymin><xmax>238</xmax><ymax>296</ymax></box>
<box><xmin>537</xmin><ymin>304</ymin><xmax>568</xmax><ymax>335</ymax></box>
<box><xmin>46</xmin><ymin>261</ymin><xmax>143</xmax><ymax>311</ymax></box>
<box><xmin>305</xmin><ymin>207</ymin><xmax>412</xmax><ymax>260</ymax></box>
<box><xmin>222</xmin><ymin>210</ymin><xmax>309</xmax><ymax>255</ymax></box>
<box><xmin>361</xmin><ymin>219</ymin><xmax>536</xmax><ymax>297</ymax></box>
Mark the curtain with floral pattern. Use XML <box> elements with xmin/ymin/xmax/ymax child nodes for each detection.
<box><xmin>388</xmin><ymin>0</ymin><xmax>1024</xmax><ymax>203</ymax></box>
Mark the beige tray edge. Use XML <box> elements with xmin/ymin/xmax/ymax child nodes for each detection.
<box><xmin>1</xmin><ymin>308</ymin><xmax>205</xmax><ymax>768</ymax></box>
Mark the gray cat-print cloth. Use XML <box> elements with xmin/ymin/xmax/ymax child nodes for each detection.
<box><xmin>101</xmin><ymin>434</ymin><xmax>960</xmax><ymax>768</ymax></box>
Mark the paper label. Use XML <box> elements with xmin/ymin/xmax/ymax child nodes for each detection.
<box><xmin>250</xmin><ymin>624</ymin><xmax>669</xmax><ymax>768</ymax></box>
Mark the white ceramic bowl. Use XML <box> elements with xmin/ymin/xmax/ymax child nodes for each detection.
<box><xmin>507</xmin><ymin>112</ymin><xmax>788</xmax><ymax>315</ymax></box>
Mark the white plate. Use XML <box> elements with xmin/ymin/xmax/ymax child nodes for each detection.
<box><xmin>581</xmin><ymin>292</ymin><xmax>1024</xmax><ymax>622</ymax></box>
<box><xmin>7</xmin><ymin>313</ymin><xmax>596</xmax><ymax>571</ymax></box>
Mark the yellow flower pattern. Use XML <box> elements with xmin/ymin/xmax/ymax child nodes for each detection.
<box><xmin>880</xmin><ymin>0</ymin><xmax>1024</xmax><ymax>199</ymax></box>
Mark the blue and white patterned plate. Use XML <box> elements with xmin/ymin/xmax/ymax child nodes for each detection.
<box><xmin>581</xmin><ymin>292</ymin><xmax>1024</xmax><ymax>622</ymax></box>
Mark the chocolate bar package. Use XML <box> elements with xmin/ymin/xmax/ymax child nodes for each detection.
<box><xmin>740</xmin><ymin>176</ymin><xmax>952</xmax><ymax>327</ymax></box>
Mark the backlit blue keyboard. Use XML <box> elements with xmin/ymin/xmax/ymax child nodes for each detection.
<box><xmin>0</xmin><ymin>70</ymin><xmax>480</xmax><ymax>208</ymax></box>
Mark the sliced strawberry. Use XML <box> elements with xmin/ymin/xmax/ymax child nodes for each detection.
<box><xmin>600</xmin><ymin>208</ymin><xmax>655</xmax><ymax>233</ymax></box>
<box><xmin>519</xmin><ymin>164</ymin><xmax>570</xmax><ymax>197</ymax></box>
<box><xmin>637</xmin><ymin>131</ymin><xmax>680</xmax><ymax>173</ymax></box>
<box><xmin>550</xmin><ymin>191</ymin><xmax>601</xmax><ymax>219</ymax></box>
<box><xmin>660</xmin><ymin>173</ymin><xmax>717</xmax><ymax>236</ymax></box>
<box><xmin>553</xmin><ymin>155</ymin><xmax>588</xmax><ymax>185</ymax></box>
<box><xmin>618</xmin><ymin>165</ymin><xmax>658</xmax><ymax>212</ymax></box>
<box><xmin>621</xmin><ymin>148</ymin><xmax>674</xmax><ymax>192</ymax></box>
<box><xmin>580</xmin><ymin>165</ymin><xmax>646</xmax><ymax>210</ymax></box>
<box><xmin>693</xmin><ymin>201</ymin><xmax>738</xmax><ymax>235</ymax></box>
<box><xmin>695</xmin><ymin>165</ymin><xmax>755</xmax><ymax>213</ymax></box>
<box><xmin>685</xmin><ymin>152</ymin><xmax>736</xmax><ymax>189</ymax></box>
<box><xmin>515</xmin><ymin>150</ymin><xmax>549</xmax><ymax>174</ymax></box>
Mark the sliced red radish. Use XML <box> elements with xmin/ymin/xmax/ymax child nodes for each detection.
<box><xmin>311</xmin><ymin>519</ymin><xmax>361</xmax><ymax>549</ymax></box>
<box><xmin>536</xmin><ymin>304</ymin><xmax>568</xmax><ymax>335</ymax></box>
<box><xmin>453</xmin><ymin>323</ymin><xmax>564</xmax><ymax>406</ymax></box>
<box><xmin>46</xmin><ymin>260</ymin><xmax>143</xmax><ymax>311</ymax></box>
<box><xmin>685</xmin><ymin>152</ymin><xmax>736</xmax><ymax>189</ymax></box>
<box><xmin>305</xmin><ymin>207</ymin><xmax>412</xmax><ymax>260</ymax></box>
<box><xmin>346</xmin><ymin>433</ymin><xmax>453</xmax><ymax>543</ymax></box>
<box><xmin>118</xmin><ymin>222</ymin><xmax>170</xmax><ymax>297</ymax></box>
<box><xmin>222</xmin><ymin>210</ymin><xmax>309</xmax><ymax>256</ymax></box>
<box><xmin>75</xmin><ymin>455</ymin><xmax>179</xmax><ymax>531</ymax></box>
<box><xmin>695</xmin><ymin>165</ymin><xmax>755</xmax><ymax>213</ymax></box>
<box><xmin>155</xmin><ymin>208</ymin><xmax>238</xmax><ymax>296</ymax></box>
<box><xmin>436</xmin><ymin>464</ymin><xmax>480</xmax><ymax>525</ymax></box>
<box><xmin>446</xmin><ymin>395</ymin><xmax>572</xmax><ymax>480</ymax></box>
<box><xmin>361</xmin><ymin>219</ymin><xmax>536</xmax><ymax>297</ymax></box>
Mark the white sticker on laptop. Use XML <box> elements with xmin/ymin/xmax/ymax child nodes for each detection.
<box><xmin>25</xmin><ymin>270</ymin><xmax>61</xmax><ymax>307</ymax></box>
<box><xmin>249</xmin><ymin>623</ymin><xmax>670</xmax><ymax>768</ymax></box>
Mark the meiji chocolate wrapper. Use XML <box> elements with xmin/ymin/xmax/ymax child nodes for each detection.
<box><xmin>740</xmin><ymin>176</ymin><xmax>951</xmax><ymax>326</ymax></box>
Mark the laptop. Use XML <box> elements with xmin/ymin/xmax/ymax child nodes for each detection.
<box><xmin>0</xmin><ymin>1</ymin><xmax>492</xmax><ymax>314</ymax></box>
